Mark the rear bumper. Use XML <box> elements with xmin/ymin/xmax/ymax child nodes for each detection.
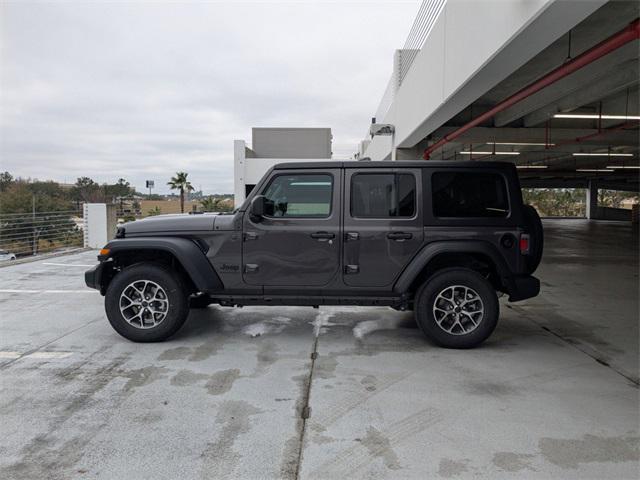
<box><xmin>85</xmin><ymin>264</ymin><xmax>103</xmax><ymax>291</ymax></box>
<box><xmin>506</xmin><ymin>275</ymin><xmax>540</xmax><ymax>302</ymax></box>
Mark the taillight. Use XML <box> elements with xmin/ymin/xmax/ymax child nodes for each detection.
<box><xmin>520</xmin><ymin>234</ymin><xmax>531</xmax><ymax>255</ymax></box>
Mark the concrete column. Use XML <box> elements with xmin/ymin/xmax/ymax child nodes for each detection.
<box><xmin>586</xmin><ymin>180</ymin><xmax>598</xmax><ymax>220</ymax></box>
<box><xmin>234</xmin><ymin>140</ymin><xmax>246</xmax><ymax>207</ymax></box>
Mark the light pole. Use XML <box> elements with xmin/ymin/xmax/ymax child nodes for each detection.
<box><xmin>146</xmin><ymin>180</ymin><xmax>154</xmax><ymax>199</ymax></box>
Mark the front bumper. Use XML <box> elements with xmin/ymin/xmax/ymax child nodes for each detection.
<box><xmin>506</xmin><ymin>275</ymin><xmax>540</xmax><ymax>302</ymax></box>
<box><xmin>85</xmin><ymin>263</ymin><xmax>104</xmax><ymax>291</ymax></box>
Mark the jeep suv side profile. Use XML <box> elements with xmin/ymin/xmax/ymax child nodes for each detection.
<box><xmin>85</xmin><ymin>161</ymin><xmax>542</xmax><ymax>348</ymax></box>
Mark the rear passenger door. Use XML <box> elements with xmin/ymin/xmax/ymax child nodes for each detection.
<box><xmin>343</xmin><ymin>168</ymin><xmax>424</xmax><ymax>288</ymax></box>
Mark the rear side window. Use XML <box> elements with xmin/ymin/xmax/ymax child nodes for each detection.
<box><xmin>351</xmin><ymin>173</ymin><xmax>415</xmax><ymax>218</ymax></box>
<box><xmin>432</xmin><ymin>172</ymin><xmax>509</xmax><ymax>218</ymax></box>
<box><xmin>262</xmin><ymin>174</ymin><xmax>333</xmax><ymax>217</ymax></box>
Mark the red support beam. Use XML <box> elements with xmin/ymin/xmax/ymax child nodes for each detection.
<box><xmin>423</xmin><ymin>18</ymin><xmax>640</xmax><ymax>160</ymax></box>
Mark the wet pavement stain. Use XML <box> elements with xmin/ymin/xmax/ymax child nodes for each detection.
<box><xmin>1</xmin><ymin>357</ymin><xmax>130</xmax><ymax>479</ymax></box>
<box><xmin>199</xmin><ymin>400</ymin><xmax>262</xmax><ymax>479</ymax></box>
<box><xmin>360</xmin><ymin>426</ymin><xmax>401</xmax><ymax>470</ymax></box>
<box><xmin>156</xmin><ymin>341</ymin><xmax>221</xmax><ymax>363</ymax></box>
<box><xmin>189</xmin><ymin>341</ymin><xmax>221</xmax><ymax>362</ymax></box>
<box><xmin>492</xmin><ymin>452</ymin><xmax>536</xmax><ymax>472</ymax></box>
<box><xmin>464</xmin><ymin>380</ymin><xmax>519</xmax><ymax>397</ymax></box>
<box><xmin>121</xmin><ymin>366</ymin><xmax>167</xmax><ymax>392</ymax></box>
<box><xmin>360</xmin><ymin>374</ymin><xmax>377</xmax><ymax>392</ymax></box>
<box><xmin>170</xmin><ymin>369</ymin><xmax>209</xmax><ymax>387</ymax></box>
<box><xmin>250</xmin><ymin>340</ymin><xmax>279</xmax><ymax>377</ymax></box>
<box><xmin>437</xmin><ymin>458</ymin><xmax>470</xmax><ymax>478</ymax></box>
<box><xmin>157</xmin><ymin>346</ymin><xmax>190</xmax><ymax>361</ymax></box>
<box><xmin>314</xmin><ymin>355</ymin><xmax>338</xmax><ymax>380</ymax></box>
<box><xmin>205</xmin><ymin>368</ymin><xmax>241</xmax><ymax>395</ymax></box>
<box><xmin>538</xmin><ymin>434</ymin><xmax>640</xmax><ymax>469</ymax></box>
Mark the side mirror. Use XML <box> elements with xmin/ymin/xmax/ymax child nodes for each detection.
<box><xmin>250</xmin><ymin>195</ymin><xmax>266</xmax><ymax>221</ymax></box>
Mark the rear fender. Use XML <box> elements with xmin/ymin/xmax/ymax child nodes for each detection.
<box><xmin>394</xmin><ymin>240</ymin><xmax>511</xmax><ymax>294</ymax></box>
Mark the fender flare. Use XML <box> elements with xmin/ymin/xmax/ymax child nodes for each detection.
<box><xmin>393</xmin><ymin>240</ymin><xmax>511</xmax><ymax>294</ymax></box>
<box><xmin>102</xmin><ymin>237</ymin><xmax>224</xmax><ymax>292</ymax></box>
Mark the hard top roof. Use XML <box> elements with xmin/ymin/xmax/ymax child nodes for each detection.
<box><xmin>272</xmin><ymin>160</ymin><xmax>515</xmax><ymax>170</ymax></box>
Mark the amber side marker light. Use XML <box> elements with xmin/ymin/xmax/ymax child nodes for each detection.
<box><xmin>99</xmin><ymin>248</ymin><xmax>110</xmax><ymax>256</ymax></box>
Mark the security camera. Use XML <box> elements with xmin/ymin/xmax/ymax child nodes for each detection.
<box><xmin>370</xmin><ymin>123</ymin><xmax>395</xmax><ymax>137</ymax></box>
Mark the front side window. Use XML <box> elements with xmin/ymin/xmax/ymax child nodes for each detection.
<box><xmin>351</xmin><ymin>173</ymin><xmax>416</xmax><ymax>218</ymax></box>
<box><xmin>432</xmin><ymin>172</ymin><xmax>509</xmax><ymax>218</ymax></box>
<box><xmin>262</xmin><ymin>174</ymin><xmax>333</xmax><ymax>218</ymax></box>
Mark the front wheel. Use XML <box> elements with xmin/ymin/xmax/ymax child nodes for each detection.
<box><xmin>415</xmin><ymin>268</ymin><xmax>499</xmax><ymax>349</ymax></box>
<box><xmin>105</xmin><ymin>263</ymin><xmax>189</xmax><ymax>342</ymax></box>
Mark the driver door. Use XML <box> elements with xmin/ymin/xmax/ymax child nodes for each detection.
<box><xmin>242</xmin><ymin>169</ymin><xmax>341</xmax><ymax>287</ymax></box>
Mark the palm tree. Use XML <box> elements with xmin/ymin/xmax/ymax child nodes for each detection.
<box><xmin>167</xmin><ymin>172</ymin><xmax>194</xmax><ymax>213</ymax></box>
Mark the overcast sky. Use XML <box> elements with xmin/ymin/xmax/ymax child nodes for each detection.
<box><xmin>1</xmin><ymin>0</ymin><xmax>419</xmax><ymax>194</ymax></box>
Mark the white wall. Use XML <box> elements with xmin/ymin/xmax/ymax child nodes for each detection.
<box><xmin>364</xmin><ymin>0</ymin><xmax>607</xmax><ymax>160</ymax></box>
<box><xmin>233</xmin><ymin>141</ymin><xmax>336</xmax><ymax>206</ymax></box>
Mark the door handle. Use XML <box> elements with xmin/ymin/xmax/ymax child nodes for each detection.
<box><xmin>387</xmin><ymin>232</ymin><xmax>413</xmax><ymax>241</ymax></box>
<box><xmin>310</xmin><ymin>232</ymin><xmax>335</xmax><ymax>241</ymax></box>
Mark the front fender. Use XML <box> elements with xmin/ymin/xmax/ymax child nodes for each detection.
<box><xmin>99</xmin><ymin>237</ymin><xmax>224</xmax><ymax>292</ymax></box>
<box><xmin>393</xmin><ymin>240</ymin><xmax>511</xmax><ymax>294</ymax></box>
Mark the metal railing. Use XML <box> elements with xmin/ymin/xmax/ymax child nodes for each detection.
<box><xmin>0</xmin><ymin>210</ymin><xmax>84</xmax><ymax>258</ymax></box>
<box><xmin>372</xmin><ymin>0</ymin><xmax>447</xmax><ymax>123</ymax></box>
<box><xmin>399</xmin><ymin>0</ymin><xmax>447</xmax><ymax>84</ymax></box>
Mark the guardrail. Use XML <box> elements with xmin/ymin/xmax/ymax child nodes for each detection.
<box><xmin>0</xmin><ymin>210</ymin><xmax>84</xmax><ymax>258</ymax></box>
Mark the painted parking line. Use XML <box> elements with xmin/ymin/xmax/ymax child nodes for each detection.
<box><xmin>0</xmin><ymin>351</ymin><xmax>73</xmax><ymax>359</ymax></box>
<box><xmin>43</xmin><ymin>263</ymin><xmax>95</xmax><ymax>267</ymax></box>
<box><xmin>0</xmin><ymin>289</ymin><xmax>98</xmax><ymax>294</ymax></box>
<box><xmin>28</xmin><ymin>351</ymin><xmax>73</xmax><ymax>359</ymax></box>
<box><xmin>0</xmin><ymin>352</ymin><xmax>20</xmax><ymax>359</ymax></box>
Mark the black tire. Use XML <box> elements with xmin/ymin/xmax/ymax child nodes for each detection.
<box><xmin>522</xmin><ymin>204</ymin><xmax>544</xmax><ymax>274</ymax></box>
<box><xmin>415</xmin><ymin>268</ymin><xmax>499</xmax><ymax>349</ymax></box>
<box><xmin>105</xmin><ymin>263</ymin><xmax>189</xmax><ymax>342</ymax></box>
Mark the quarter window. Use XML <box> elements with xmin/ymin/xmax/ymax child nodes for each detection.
<box><xmin>432</xmin><ymin>172</ymin><xmax>509</xmax><ymax>218</ymax></box>
<box><xmin>262</xmin><ymin>174</ymin><xmax>333</xmax><ymax>218</ymax></box>
<box><xmin>351</xmin><ymin>173</ymin><xmax>416</xmax><ymax>218</ymax></box>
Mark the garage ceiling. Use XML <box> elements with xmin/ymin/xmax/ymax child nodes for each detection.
<box><xmin>421</xmin><ymin>0</ymin><xmax>639</xmax><ymax>191</ymax></box>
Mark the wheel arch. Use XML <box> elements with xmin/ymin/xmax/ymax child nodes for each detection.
<box><xmin>394</xmin><ymin>241</ymin><xmax>510</xmax><ymax>296</ymax></box>
<box><xmin>97</xmin><ymin>237</ymin><xmax>223</xmax><ymax>295</ymax></box>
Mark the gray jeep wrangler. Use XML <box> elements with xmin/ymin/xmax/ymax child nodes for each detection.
<box><xmin>86</xmin><ymin>161</ymin><xmax>542</xmax><ymax>348</ymax></box>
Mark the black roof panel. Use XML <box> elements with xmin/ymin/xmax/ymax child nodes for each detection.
<box><xmin>273</xmin><ymin>160</ymin><xmax>515</xmax><ymax>170</ymax></box>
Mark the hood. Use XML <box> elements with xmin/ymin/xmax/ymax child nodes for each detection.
<box><xmin>123</xmin><ymin>213</ymin><xmax>217</xmax><ymax>234</ymax></box>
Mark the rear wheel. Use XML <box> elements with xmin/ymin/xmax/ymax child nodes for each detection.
<box><xmin>105</xmin><ymin>263</ymin><xmax>189</xmax><ymax>342</ymax></box>
<box><xmin>415</xmin><ymin>268</ymin><xmax>499</xmax><ymax>348</ymax></box>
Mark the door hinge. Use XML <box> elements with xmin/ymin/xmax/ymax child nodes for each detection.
<box><xmin>345</xmin><ymin>232</ymin><xmax>359</xmax><ymax>242</ymax></box>
<box><xmin>344</xmin><ymin>264</ymin><xmax>359</xmax><ymax>274</ymax></box>
<box><xmin>244</xmin><ymin>264</ymin><xmax>259</xmax><ymax>273</ymax></box>
<box><xmin>244</xmin><ymin>232</ymin><xmax>258</xmax><ymax>241</ymax></box>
